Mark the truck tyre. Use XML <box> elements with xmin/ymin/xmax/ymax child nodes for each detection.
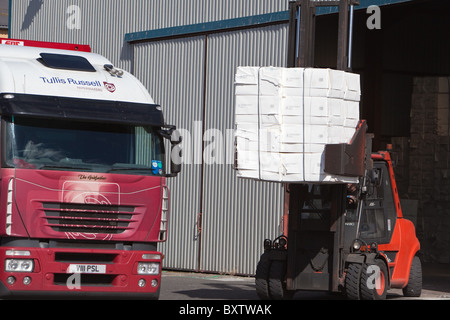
<box><xmin>255</xmin><ymin>254</ymin><xmax>271</xmax><ymax>300</ymax></box>
<box><xmin>345</xmin><ymin>263</ymin><xmax>362</xmax><ymax>300</ymax></box>
<box><xmin>268</xmin><ymin>260</ymin><xmax>294</xmax><ymax>300</ymax></box>
<box><xmin>402</xmin><ymin>256</ymin><xmax>422</xmax><ymax>297</ymax></box>
<box><xmin>360</xmin><ymin>260</ymin><xmax>388</xmax><ymax>300</ymax></box>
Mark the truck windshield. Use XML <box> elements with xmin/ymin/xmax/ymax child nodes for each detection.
<box><xmin>3</xmin><ymin>116</ymin><xmax>164</xmax><ymax>176</ymax></box>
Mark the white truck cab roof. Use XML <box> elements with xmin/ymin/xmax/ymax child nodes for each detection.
<box><xmin>0</xmin><ymin>44</ymin><xmax>155</xmax><ymax>104</ymax></box>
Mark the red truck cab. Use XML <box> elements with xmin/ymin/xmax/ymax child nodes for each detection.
<box><xmin>0</xmin><ymin>40</ymin><xmax>180</xmax><ymax>299</ymax></box>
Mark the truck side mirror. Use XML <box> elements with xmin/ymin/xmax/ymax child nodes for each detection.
<box><xmin>169</xmin><ymin>129</ymin><xmax>182</xmax><ymax>177</ymax></box>
<box><xmin>160</xmin><ymin>125</ymin><xmax>182</xmax><ymax>178</ymax></box>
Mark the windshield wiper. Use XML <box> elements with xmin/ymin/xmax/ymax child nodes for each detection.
<box><xmin>38</xmin><ymin>164</ymin><xmax>92</xmax><ymax>171</ymax></box>
<box><xmin>107</xmin><ymin>167</ymin><xmax>154</xmax><ymax>172</ymax></box>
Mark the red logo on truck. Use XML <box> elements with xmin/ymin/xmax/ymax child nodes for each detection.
<box><xmin>1</xmin><ymin>40</ymin><xmax>24</xmax><ymax>46</ymax></box>
<box><xmin>103</xmin><ymin>82</ymin><xmax>116</xmax><ymax>93</ymax></box>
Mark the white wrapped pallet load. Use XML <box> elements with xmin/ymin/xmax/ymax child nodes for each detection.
<box><xmin>303</xmin><ymin>68</ymin><xmax>346</xmax><ymax>98</ymax></box>
<box><xmin>234</xmin><ymin>66</ymin><xmax>259</xmax><ymax>95</ymax></box>
<box><xmin>344</xmin><ymin>72</ymin><xmax>362</xmax><ymax>101</ymax></box>
<box><xmin>259</xmin><ymin>67</ymin><xmax>283</xmax><ymax>96</ymax></box>
<box><xmin>235</xmin><ymin>95</ymin><xmax>258</xmax><ymax>115</ymax></box>
<box><xmin>234</xmin><ymin>66</ymin><xmax>361</xmax><ymax>183</ymax></box>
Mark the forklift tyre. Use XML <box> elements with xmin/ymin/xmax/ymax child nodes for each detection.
<box><xmin>402</xmin><ymin>256</ymin><xmax>422</xmax><ymax>297</ymax></box>
<box><xmin>255</xmin><ymin>253</ymin><xmax>294</xmax><ymax>300</ymax></box>
<box><xmin>255</xmin><ymin>253</ymin><xmax>272</xmax><ymax>300</ymax></box>
<box><xmin>360</xmin><ymin>259</ymin><xmax>388</xmax><ymax>300</ymax></box>
<box><xmin>268</xmin><ymin>260</ymin><xmax>294</xmax><ymax>300</ymax></box>
<box><xmin>345</xmin><ymin>263</ymin><xmax>363</xmax><ymax>300</ymax></box>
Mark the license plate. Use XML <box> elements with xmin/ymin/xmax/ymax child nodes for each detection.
<box><xmin>68</xmin><ymin>264</ymin><xmax>106</xmax><ymax>274</ymax></box>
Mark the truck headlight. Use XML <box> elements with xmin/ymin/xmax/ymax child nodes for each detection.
<box><xmin>137</xmin><ymin>262</ymin><xmax>159</xmax><ymax>275</ymax></box>
<box><xmin>5</xmin><ymin>259</ymin><xmax>34</xmax><ymax>272</ymax></box>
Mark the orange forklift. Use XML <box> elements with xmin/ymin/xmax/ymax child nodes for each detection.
<box><xmin>255</xmin><ymin>1</ymin><xmax>422</xmax><ymax>300</ymax></box>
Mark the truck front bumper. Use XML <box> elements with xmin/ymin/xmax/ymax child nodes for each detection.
<box><xmin>0</xmin><ymin>246</ymin><xmax>162</xmax><ymax>299</ymax></box>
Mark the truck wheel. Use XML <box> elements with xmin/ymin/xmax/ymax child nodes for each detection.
<box><xmin>255</xmin><ymin>254</ymin><xmax>271</xmax><ymax>300</ymax></box>
<box><xmin>345</xmin><ymin>263</ymin><xmax>362</xmax><ymax>300</ymax></box>
<box><xmin>402</xmin><ymin>256</ymin><xmax>422</xmax><ymax>297</ymax></box>
<box><xmin>268</xmin><ymin>260</ymin><xmax>294</xmax><ymax>300</ymax></box>
<box><xmin>360</xmin><ymin>260</ymin><xmax>388</xmax><ymax>300</ymax></box>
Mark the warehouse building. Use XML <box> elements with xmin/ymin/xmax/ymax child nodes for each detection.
<box><xmin>8</xmin><ymin>0</ymin><xmax>450</xmax><ymax>274</ymax></box>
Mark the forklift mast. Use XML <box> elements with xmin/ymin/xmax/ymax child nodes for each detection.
<box><xmin>284</xmin><ymin>0</ymin><xmax>361</xmax><ymax>245</ymax></box>
<box><xmin>284</xmin><ymin>0</ymin><xmax>360</xmax><ymax>293</ymax></box>
<box><xmin>287</xmin><ymin>0</ymin><xmax>359</xmax><ymax>70</ymax></box>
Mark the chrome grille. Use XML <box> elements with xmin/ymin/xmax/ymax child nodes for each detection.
<box><xmin>43</xmin><ymin>202</ymin><xmax>135</xmax><ymax>234</ymax></box>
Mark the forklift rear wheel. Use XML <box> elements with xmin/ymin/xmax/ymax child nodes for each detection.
<box><xmin>360</xmin><ymin>259</ymin><xmax>388</xmax><ymax>300</ymax></box>
<box><xmin>255</xmin><ymin>254</ymin><xmax>272</xmax><ymax>300</ymax></box>
<box><xmin>402</xmin><ymin>256</ymin><xmax>422</xmax><ymax>297</ymax></box>
<box><xmin>269</xmin><ymin>260</ymin><xmax>294</xmax><ymax>300</ymax></box>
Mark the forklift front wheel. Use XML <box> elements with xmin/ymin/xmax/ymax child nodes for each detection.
<box><xmin>345</xmin><ymin>263</ymin><xmax>363</xmax><ymax>300</ymax></box>
<box><xmin>360</xmin><ymin>259</ymin><xmax>389</xmax><ymax>300</ymax></box>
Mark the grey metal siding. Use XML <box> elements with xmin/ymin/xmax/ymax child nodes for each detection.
<box><xmin>134</xmin><ymin>36</ymin><xmax>206</xmax><ymax>271</ymax></box>
<box><xmin>10</xmin><ymin>0</ymin><xmax>289</xmax><ymax>70</ymax></box>
<box><xmin>11</xmin><ymin>0</ymin><xmax>136</xmax><ymax>70</ymax></box>
<box><xmin>200</xmin><ymin>25</ymin><xmax>289</xmax><ymax>275</ymax></box>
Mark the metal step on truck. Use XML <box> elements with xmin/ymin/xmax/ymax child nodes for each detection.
<box><xmin>0</xmin><ymin>39</ymin><xmax>181</xmax><ymax>299</ymax></box>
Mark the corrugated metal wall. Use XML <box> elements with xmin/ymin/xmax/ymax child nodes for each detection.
<box><xmin>134</xmin><ymin>36</ymin><xmax>206</xmax><ymax>271</ymax></box>
<box><xmin>10</xmin><ymin>0</ymin><xmax>289</xmax><ymax>275</ymax></box>
<box><xmin>11</xmin><ymin>0</ymin><xmax>288</xmax><ymax>70</ymax></box>
<box><xmin>201</xmin><ymin>25</ymin><xmax>288</xmax><ymax>274</ymax></box>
